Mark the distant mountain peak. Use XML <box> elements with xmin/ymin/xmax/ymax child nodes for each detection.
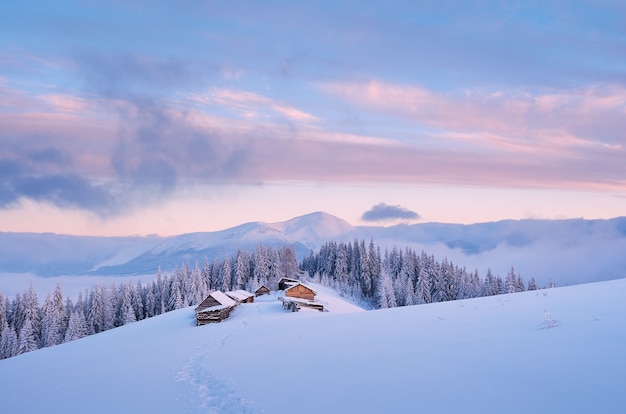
<box><xmin>275</xmin><ymin>211</ymin><xmax>355</xmax><ymax>241</ymax></box>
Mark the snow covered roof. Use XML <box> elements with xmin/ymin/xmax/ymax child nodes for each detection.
<box><xmin>211</xmin><ymin>291</ymin><xmax>237</xmax><ymax>306</ymax></box>
<box><xmin>195</xmin><ymin>290</ymin><xmax>237</xmax><ymax>312</ymax></box>
<box><xmin>225</xmin><ymin>290</ymin><xmax>254</xmax><ymax>302</ymax></box>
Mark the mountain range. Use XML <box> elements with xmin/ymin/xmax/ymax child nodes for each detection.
<box><xmin>1</xmin><ymin>211</ymin><xmax>626</xmax><ymax>287</ymax></box>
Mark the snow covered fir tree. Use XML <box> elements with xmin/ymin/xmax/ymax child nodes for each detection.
<box><xmin>0</xmin><ymin>240</ymin><xmax>539</xmax><ymax>359</ymax></box>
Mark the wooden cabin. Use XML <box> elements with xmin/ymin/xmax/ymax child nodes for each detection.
<box><xmin>225</xmin><ymin>290</ymin><xmax>255</xmax><ymax>304</ymax></box>
<box><xmin>255</xmin><ymin>285</ymin><xmax>270</xmax><ymax>297</ymax></box>
<box><xmin>285</xmin><ymin>283</ymin><xmax>316</xmax><ymax>301</ymax></box>
<box><xmin>195</xmin><ymin>291</ymin><xmax>237</xmax><ymax>325</ymax></box>
<box><xmin>278</xmin><ymin>277</ymin><xmax>300</xmax><ymax>291</ymax></box>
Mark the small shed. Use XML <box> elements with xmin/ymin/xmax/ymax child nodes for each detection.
<box><xmin>278</xmin><ymin>277</ymin><xmax>300</xmax><ymax>291</ymax></box>
<box><xmin>285</xmin><ymin>283</ymin><xmax>316</xmax><ymax>301</ymax></box>
<box><xmin>255</xmin><ymin>285</ymin><xmax>270</xmax><ymax>297</ymax></box>
<box><xmin>225</xmin><ymin>290</ymin><xmax>255</xmax><ymax>304</ymax></box>
<box><xmin>195</xmin><ymin>291</ymin><xmax>237</xmax><ymax>325</ymax></box>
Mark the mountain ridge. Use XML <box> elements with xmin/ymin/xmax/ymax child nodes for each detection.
<box><xmin>1</xmin><ymin>212</ymin><xmax>625</xmax><ymax>287</ymax></box>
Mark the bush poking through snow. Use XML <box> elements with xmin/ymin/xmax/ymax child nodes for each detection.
<box><xmin>542</xmin><ymin>308</ymin><xmax>560</xmax><ymax>329</ymax></box>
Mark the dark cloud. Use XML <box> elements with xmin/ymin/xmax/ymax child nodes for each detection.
<box><xmin>110</xmin><ymin>102</ymin><xmax>252</xmax><ymax>187</ymax></box>
<box><xmin>361</xmin><ymin>203</ymin><xmax>420</xmax><ymax>222</ymax></box>
<box><xmin>26</xmin><ymin>147</ymin><xmax>72</xmax><ymax>166</ymax></box>
<box><xmin>0</xmin><ymin>159</ymin><xmax>117</xmax><ymax>214</ymax></box>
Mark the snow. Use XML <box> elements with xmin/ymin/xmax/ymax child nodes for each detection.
<box><xmin>205</xmin><ymin>290</ymin><xmax>237</xmax><ymax>309</ymax></box>
<box><xmin>2</xmin><ymin>214</ymin><xmax>626</xmax><ymax>290</ymax></box>
<box><xmin>225</xmin><ymin>290</ymin><xmax>255</xmax><ymax>302</ymax></box>
<box><xmin>2</xmin><ymin>279</ymin><xmax>625</xmax><ymax>413</ymax></box>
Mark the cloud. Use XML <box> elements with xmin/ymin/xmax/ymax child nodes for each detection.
<box><xmin>321</xmin><ymin>80</ymin><xmax>626</xmax><ymax>152</ymax></box>
<box><xmin>0</xmin><ymin>86</ymin><xmax>256</xmax><ymax>216</ymax></box>
<box><xmin>0</xmin><ymin>157</ymin><xmax>116</xmax><ymax>213</ymax></box>
<box><xmin>361</xmin><ymin>203</ymin><xmax>420</xmax><ymax>222</ymax></box>
<box><xmin>3</xmin><ymin>51</ymin><xmax>626</xmax><ymax>220</ymax></box>
<box><xmin>73</xmin><ymin>51</ymin><xmax>203</xmax><ymax>101</ymax></box>
<box><xmin>188</xmin><ymin>88</ymin><xmax>319</xmax><ymax>123</ymax></box>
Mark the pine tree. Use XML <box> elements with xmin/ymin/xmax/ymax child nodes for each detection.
<box><xmin>432</xmin><ymin>262</ymin><xmax>449</xmax><ymax>303</ymax></box>
<box><xmin>14</xmin><ymin>285</ymin><xmax>41</xmax><ymax>346</ymax></box>
<box><xmin>506</xmin><ymin>267</ymin><xmax>518</xmax><ymax>294</ymax></box>
<box><xmin>64</xmin><ymin>310</ymin><xmax>89</xmax><ymax>343</ymax></box>
<box><xmin>368</xmin><ymin>241</ymin><xmax>381</xmax><ymax>300</ymax></box>
<box><xmin>334</xmin><ymin>243</ymin><xmax>349</xmax><ymax>294</ymax></box>
<box><xmin>234</xmin><ymin>250</ymin><xmax>250</xmax><ymax>290</ymax></box>
<box><xmin>119</xmin><ymin>283</ymin><xmax>137</xmax><ymax>325</ymax></box>
<box><xmin>180</xmin><ymin>261</ymin><xmax>192</xmax><ymax>306</ymax></box>
<box><xmin>252</xmin><ymin>245</ymin><xmax>269</xmax><ymax>291</ymax></box>
<box><xmin>132</xmin><ymin>281</ymin><xmax>145</xmax><ymax>321</ymax></box>
<box><xmin>415</xmin><ymin>267</ymin><xmax>432</xmax><ymax>304</ymax></box>
<box><xmin>145</xmin><ymin>282</ymin><xmax>157</xmax><ymax>318</ymax></box>
<box><xmin>267</xmin><ymin>248</ymin><xmax>281</xmax><ymax>290</ymax></box>
<box><xmin>168</xmin><ymin>275</ymin><xmax>184</xmax><ymax>311</ymax></box>
<box><xmin>0</xmin><ymin>321</ymin><xmax>18</xmax><ymax>359</ymax></box>
<box><xmin>0</xmin><ymin>291</ymin><xmax>8</xmax><ymax>329</ymax></box>
<box><xmin>200</xmin><ymin>259</ymin><xmax>212</xmax><ymax>292</ymax></box>
<box><xmin>88</xmin><ymin>284</ymin><xmax>114</xmax><ymax>334</ymax></box>
<box><xmin>189</xmin><ymin>263</ymin><xmax>203</xmax><ymax>305</ymax></box>
<box><xmin>39</xmin><ymin>283</ymin><xmax>67</xmax><ymax>348</ymax></box>
<box><xmin>17</xmin><ymin>318</ymin><xmax>38</xmax><ymax>355</ymax></box>
<box><xmin>41</xmin><ymin>293</ymin><xmax>60</xmax><ymax>348</ymax></box>
<box><xmin>483</xmin><ymin>269</ymin><xmax>497</xmax><ymax>296</ymax></box>
<box><xmin>221</xmin><ymin>257</ymin><xmax>232</xmax><ymax>292</ymax></box>
<box><xmin>88</xmin><ymin>285</ymin><xmax>103</xmax><ymax>333</ymax></box>
<box><xmin>377</xmin><ymin>270</ymin><xmax>397</xmax><ymax>309</ymax></box>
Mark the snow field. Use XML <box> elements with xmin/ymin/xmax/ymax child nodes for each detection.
<box><xmin>1</xmin><ymin>279</ymin><xmax>625</xmax><ymax>413</ymax></box>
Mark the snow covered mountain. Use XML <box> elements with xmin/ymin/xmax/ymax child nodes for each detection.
<box><xmin>0</xmin><ymin>212</ymin><xmax>353</xmax><ymax>277</ymax></box>
<box><xmin>1</xmin><ymin>280</ymin><xmax>624</xmax><ymax>413</ymax></box>
<box><xmin>1</xmin><ymin>212</ymin><xmax>626</xmax><ymax>288</ymax></box>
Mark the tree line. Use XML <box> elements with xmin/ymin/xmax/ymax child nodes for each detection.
<box><xmin>0</xmin><ymin>239</ymin><xmax>542</xmax><ymax>360</ymax></box>
<box><xmin>0</xmin><ymin>245</ymin><xmax>298</xmax><ymax>360</ymax></box>
<box><xmin>300</xmin><ymin>239</ymin><xmax>539</xmax><ymax>308</ymax></box>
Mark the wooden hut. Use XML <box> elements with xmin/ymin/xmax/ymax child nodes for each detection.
<box><xmin>278</xmin><ymin>277</ymin><xmax>300</xmax><ymax>291</ymax></box>
<box><xmin>285</xmin><ymin>283</ymin><xmax>316</xmax><ymax>301</ymax></box>
<box><xmin>225</xmin><ymin>290</ymin><xmax>255</xmax><ymax>304</ymax></box>
<box><xmin>195</xmin><ymin>291</ymin><xmax>237</xmax><ymax>325</ymax></box>
<box><xmin>255</xmin><ymin>285</ymin><xmax>270</xmax><ymax>297</ymax></box>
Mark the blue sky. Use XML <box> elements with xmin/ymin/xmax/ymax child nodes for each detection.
<box><xmin>1</xmin><ymin>1</ymin><xmax>625</xmax><ymax>235</ymax></box>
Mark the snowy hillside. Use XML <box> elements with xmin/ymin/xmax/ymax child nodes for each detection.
<box><xmin>1</xmin><ymin>280</ymin><xmax>625</xmax><ymax>413</ymax></box>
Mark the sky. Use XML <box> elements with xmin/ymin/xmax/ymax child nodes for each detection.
<box><xmin>1</xmin><ymin>1</ymin><xmax>625</xmax><ymax>236</ymax></box>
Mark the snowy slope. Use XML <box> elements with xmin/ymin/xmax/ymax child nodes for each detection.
<box><xmin>1</xmin><ymin>280</ymin><xmax>625</xmax><ymax>413</ymax></box>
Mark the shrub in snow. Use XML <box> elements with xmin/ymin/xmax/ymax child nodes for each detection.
<box><xmin>542</xmin><ymin>308</ymin><xmax>560</xmax><ymax>329</ymax></box>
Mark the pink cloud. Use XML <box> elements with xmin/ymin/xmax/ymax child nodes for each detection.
<box><xmin>321</xmin><ymin>80</ymin><xmax>626</xmax><ymax>155</ymax></box>
<box><xmin>187</xmin><ymin>88</ymin><xmax>319</xmax><ymax>123</ymax></box>
<box><xmin>40</xmin><ymin>94</ymin><xmax>92</xmax><ymax>114</ymax></box>
<box><xmin>3</xmin><ymin>80</ymin><xmax>624</xmax><ymax>218</ymax></box>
